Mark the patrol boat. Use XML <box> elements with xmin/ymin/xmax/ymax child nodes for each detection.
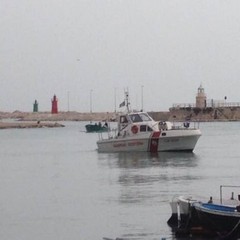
<box><xmin>97</xmin><ymin>92</ymin><xmax>201</xmax><ymax>152</ymax></box>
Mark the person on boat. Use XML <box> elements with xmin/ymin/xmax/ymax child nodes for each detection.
<box><xmin>104</xmin><ymin>121</ymin><xmax>108</xmax><ymax>128</ymax></box>
<box><xmin>183</xmin><ymin>121</ymin><xmax>190</xmax><ymax>128</ymax></box>
<box><xmin>98</xmin><ymin>122</ymin><xmax>102</xmax><ymax>127</ymax></box>
<box><xmin>236</xmin><ymin>205</ymin><xmax>240</xmax><ymax>212</ymax></box>
<box><xmin>208</xmin><ymin>196</ymin><xmax>213</xmax><ymax>203</ymax></box>
<box><xmin>120</xmin><ymin>116</ymin><xmax>128</xmax><ymax>123</ymax></box>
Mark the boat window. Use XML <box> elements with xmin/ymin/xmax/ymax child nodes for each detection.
<box><xmin>140</xmin><ymin>125</ymin><xmax>147</xmax><ymax>132</ymax></box>
<box><xmin>147</xmin><ymin>126</ymin><xmax>153</xmax><ymax>132</ymax></box>
<box><xmin>162</xmin><ymin>132</ymin><xmax>166</xmax><ymax>136</ymax></box>
<box><xmin>139</xmin><ymin>113</ymin><xmax>152</xmax><ymax>121</ymax></box>
<box><xmin>130</xmin><ymin>114</ymin><xmax>142</xmax><ymax>123</ymax></box>
<box><xmin>140</xmin><ymin>125</ymin><xmax>152</xmax><ymax>132</ymax></box>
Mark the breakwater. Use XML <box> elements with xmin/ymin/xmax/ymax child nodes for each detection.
<box><xmin>0</xmin><ymin>121</ymin><xmax>64</xmax><ymax>129</ymax></box>
<box><xmin>1</xmin><ymin>107</ymin><xmax>240</xmax><ymax>124</ymax></box>
<box><xmin>168</xmin><ymin>107</ymin><xmax>240</xmax><ymax>122</ymax></box>
<box><xmin>0</xmin><ymin>111</ymin><xmax>117</xmax><ymax>122</ymax></box>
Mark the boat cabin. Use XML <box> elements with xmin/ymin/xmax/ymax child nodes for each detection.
<box><xmin>117</xmin><ymin>111</ymin><xmax>175</xmax><ymax>137</ymax></box>
<box><xmin>118</xmin><ymin>112</ymin><xmax>155</xmax><ymax>135</ymax></box>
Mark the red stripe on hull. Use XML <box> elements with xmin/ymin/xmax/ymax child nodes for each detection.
<box><xmin>149</xmin><ymin>131</ymin><xmax>161</xmax><ymax>152</ymax></box>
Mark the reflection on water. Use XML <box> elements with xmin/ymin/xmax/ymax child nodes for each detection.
<box><xmin>98</xmin><ymin>151</ymin><xmax>199</xmax><ymax>169</ymax></box>
<box><xmin>98</xmin><ymin>151</ymin><xmax>200</xmax><ymax>208</ymax></box>
<box><xmin>118</xmin><ymin>152</ymin><xmax>199</xmax><ymax>169</ymax></box>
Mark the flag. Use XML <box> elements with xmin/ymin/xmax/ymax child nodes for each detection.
<box><xmin>119</xmin><ymin>101</ymin><xmax>125</xmax><ymax>108</ymax></box>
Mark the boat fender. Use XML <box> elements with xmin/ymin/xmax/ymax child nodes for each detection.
<box><xmin>131</xmin><ymin>125</ymin><xmax>138</xmax><ymax>134</ymax></box>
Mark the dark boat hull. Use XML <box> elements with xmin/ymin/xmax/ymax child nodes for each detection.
<box><xmin>85</xmin><ymin>124</ymin><xmax>108</xmax><ymax>133</ymax></box>
<box><xmin>194</xmin><ymin>203</ymin><xmax>240</xmax><ymax>238</ymax></box>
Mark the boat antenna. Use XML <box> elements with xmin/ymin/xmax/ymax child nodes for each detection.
<box><xmin>125</xmin><ymin>90</ymin><xmax>130</xmax><ymax>112</ymax></box>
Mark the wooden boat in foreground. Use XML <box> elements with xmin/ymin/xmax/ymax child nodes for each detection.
<box><xmin>167</xmin><ymin>195</ymin><xmax>199</xmax><ymax>228</ymax></box>
<box><xmin>193</xmin><ymin>202</ymin><xmax>240</xmax><ymax>238</ymax></box>
<box><xmin>168</xmin><ymin>186</ymin><xmax>240</xmax><ymax>239</ymax></box>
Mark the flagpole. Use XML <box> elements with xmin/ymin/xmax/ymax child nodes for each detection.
<box><xmin>125</xmin><ymin>89</ymin><xmax>129</xmax><ymax>112</ymax></box>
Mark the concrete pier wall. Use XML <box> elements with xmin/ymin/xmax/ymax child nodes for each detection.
<box><xmin>168</xmin><ymin>107</ymin><xmax>240</xmax><ymax>122</ymax></box>
<box><xmin>1</xmin><ymin>107</ymin><xmax>240</xmax><ymax>122</ymax></box>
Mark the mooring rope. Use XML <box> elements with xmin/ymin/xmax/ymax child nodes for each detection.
<box><xmin>218</xmin><ymin>219</ymin><xmax>240</xmax><ymax>239</ymax></box>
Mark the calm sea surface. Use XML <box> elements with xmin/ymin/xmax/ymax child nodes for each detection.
<box><xmin>1</xmin><ymin>121</ymin><xmax>240</xmax><ymax>240</ymax></box>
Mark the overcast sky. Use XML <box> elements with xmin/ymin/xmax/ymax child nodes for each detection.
<box><xmin>1</xmin><ymin>0</ymin><xmax>240</xmax><ymax>112</ymax></box>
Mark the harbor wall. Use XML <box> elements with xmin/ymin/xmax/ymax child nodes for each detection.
<box><xmin>1</xmin><ymin>107</ymin><xmax>240</xmax><ymax>122</ymax></box>
<box><xmin>168</xmin><ymin>107</ymin><xmax>240</xmax><ymax>122</ymax></box>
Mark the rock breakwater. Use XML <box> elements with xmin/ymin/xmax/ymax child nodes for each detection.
<box><xmin>0</xmin><ymin>121</ymin><xmax>64</xmax><ymax>129</ymax></box>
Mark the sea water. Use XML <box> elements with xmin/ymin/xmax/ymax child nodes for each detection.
<box><xmin>0</xmin><ymin>121</ymin><xmax>240</xmax><ymax>240</ymax></box>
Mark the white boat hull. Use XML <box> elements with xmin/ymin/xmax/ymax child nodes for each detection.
<box><xmin>168</xmin><ymin>195</ymin><xmax>198</xmax><ymax>227</ymax></box>
<box><xmin>97</xmin><ymin>129</ymin><xmax>201</xmax><ymax>152</ymax></box>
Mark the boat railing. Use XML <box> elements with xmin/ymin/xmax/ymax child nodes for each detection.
<box><xmin>220</xmin><ymin>185</ymin><xmax>240</xmax><ymax>204</ymax></box>
<box><xmin>98</xmin><ymin>127</ymin><xmax>118</xmax><ymax>140</ymax></box>
<box><xmin>171</xmin><ymin>121</ymin><xmax>200</xmax><ymax>130</ymax></box>
<box><xmin>193</xmin><ymin>121</ymin><xmax>200</xmax><ymax>129</ymax></box>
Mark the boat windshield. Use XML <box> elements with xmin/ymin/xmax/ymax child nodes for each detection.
<box><xmin>139</xmin><ymin>113</ymin><xmax>152</xmax><ymax>121</ymax></box>
<box><xmin>129</xmin><ymin>113</ymin><xmax>152</xmax><ymax>123</ymax></box>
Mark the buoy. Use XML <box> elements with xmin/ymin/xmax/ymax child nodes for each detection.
<box><xmin>131</xmin><ymin>125</ymin><xmax>138</xmax><ymax>134</ymax></box>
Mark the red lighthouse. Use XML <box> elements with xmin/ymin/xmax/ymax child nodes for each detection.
<box><xmin>51</xmin><ymin>94</ymin><xmax>58</xmax><ymax>114</ymax></box>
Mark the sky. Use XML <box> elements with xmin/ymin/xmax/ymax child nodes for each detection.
<box><xmin>1</xmin><ymin>0</ymin><xmax>240</xmax><ymax>112</ymax></box>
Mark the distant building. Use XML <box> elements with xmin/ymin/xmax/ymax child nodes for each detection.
<box><xmin>196</xmin><ymin>84</ymin><xmax>207</xmax><ymax>108</ymax></box>
<box><xmin>33</xmin><ymin>100</ymin><xmax>38</xmax><ymax>112</ymax></box>
<box><xmin>169</xmin><ymin>84</ymin><xmax>240</xmax><ymax>121</ymax></box>
<box><xmin>172</xmin><ymin>84</ymin><xmax>207</xmax><ymax>109</ymax></box>
<box><xmin>51</xmin><ymin>95</ymin><xmax>58</xmax><ymax>114</ymax></box>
